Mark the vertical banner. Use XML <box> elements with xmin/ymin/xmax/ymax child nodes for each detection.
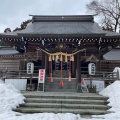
<box><xmin>38</xmin><ymin>69</ymin><xmax>45</xmax><ymax>92</ymax></box>
<box><xmin>38</xmin><ymin>69</ymin><xmax>45</xmax><ymax>83</ymax></box>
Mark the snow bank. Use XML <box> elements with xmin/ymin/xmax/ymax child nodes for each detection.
<box><xmin>0</xmin><ymin>80</ymin><xmax>82</xmax><ymax>120</ymax></box>
<box><xmin>0</xmin><ymin>80</ymin><xmax>25</xmax><ymax>113</ymax></box>
<box><xmin>0</xmin><ymin>79</ymin><xmax>4</xmax><ymax>83</ymax></box>
<box><xmin>99</xmin><ymin>80</ymin><xmax>120</xmax><ymax>112</ymax></box>
<box><xmin>0</xmin><ymin>113</ymin><xmax>81</xmax><ymax>120</ymax></box>
<box><xmin>91</xmin><ymin>80</ymin><xmax>120</xmax><ymax>119</ymax></box>
<box><xmin>2</xmin><ymin>78</ymin><xmax>120</xmax><ymax>120</ymax></box>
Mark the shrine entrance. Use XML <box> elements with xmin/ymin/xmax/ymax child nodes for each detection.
<box><xmin>39</xmin><ymin>48</ymin><xmax>86</xmax><ymax>80</ymax></box>
<box><xmin>52</xmin><ymin>60</ymin><xmax>72</xmax><ymax>71</ymax></box>
<box><xmin>52</xmin><ymin>60</ymin><xmax>72</xmax><ymax>77</ymax></box>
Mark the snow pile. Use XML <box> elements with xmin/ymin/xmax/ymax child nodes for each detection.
<box><xmin>0</xmin><ymin>79</ymin><xmax>4</xmax><ymax>83</ymax></box>
<box><xmin>99</xmin><ymin>80</ymin><xmax>120</xmax><ymax>112</ymax></box>
<box><xmin>2</xmin><ymin>79</ymin><xmax>120</xmax><ymax>120</ymax></box>
<box><xmin>92</xmin><ymin>80</ymin><xmax>120</xmax><ymax>119</ymax></box>
<box><xmin>0</xmin><ymin>80</ymin><xmax>82</xmax><ymax>120</ymax></box>
<box><xmin>0</xmin><ymin>80</ymin><xmax>25</xmax><ymax>113</ymax></box>
<box><xmin>0</xmin><ymin>113</ymin><xmax>81</xmax><ymax>120</ymax></box>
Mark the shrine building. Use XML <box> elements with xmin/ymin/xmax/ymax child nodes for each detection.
<box><xmin>0</xmin><ymin>15</ymin><xmax>120</xmax><ymax>92</ymax></box>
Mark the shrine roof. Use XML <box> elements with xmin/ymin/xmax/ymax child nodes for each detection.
<box><xmin>0</xmin><ymin>15</ymin><xmax>120</xmax><ymax>37</ymax></box>
<box><xmin>17</xmin><ymin>21</ymin><xmax>105</xmax><ymax>35</ymax></box>
<box><xmin>103</xmin><ymin>49</ymin><xmax>120</xmax><ymax>60</ymax></box>
<box><xmin>0</xmin><ymin>47</ymin><xmax>19</xmax><ymax>55</ymax></box>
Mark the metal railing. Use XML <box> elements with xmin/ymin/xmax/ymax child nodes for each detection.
<box><xmin>81</xmin><ymin>71</ymin><xmax>119</xmax><ymax>84</ymax></box>
<box><xmin>0</xmin><ymin>70</ymin><xmax>39</xmax><ymax>79</ymax></box>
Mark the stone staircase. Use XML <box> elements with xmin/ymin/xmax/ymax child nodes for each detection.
<box><xmin>44</xmin><ymin>77</ymin><xmax>78</xmax><ymax>92</ymax></box>
<box><xmin>14</xmin><ymin>92</ymin><xmax>111</xmax><ymax>116</ymax></box>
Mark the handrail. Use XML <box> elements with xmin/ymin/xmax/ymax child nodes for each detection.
<box><xmin>0</xmin><ymin>70</ymin><xmax>39</xmax><ymax>79</ymax></box>
<box><xmin>0</xmin><ymin>69</ymin><xmax>118</xmax><ymax>81</ymax></box>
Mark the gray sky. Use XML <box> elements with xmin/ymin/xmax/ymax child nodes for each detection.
<box><xmin>0</xmin><ymin>0</ymin><xmax>91</xmax><ymax>32</ymax></box>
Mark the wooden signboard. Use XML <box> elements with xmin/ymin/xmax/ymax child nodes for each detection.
<box><xmin>37</xmin><ymin>69</ymin><xmax>45</xmax><ymax>92</ymax></box>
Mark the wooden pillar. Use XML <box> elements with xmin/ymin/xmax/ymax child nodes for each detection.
<box><xmin>73</xmin><ymin>55</ymin><xmax>77</xmax><ymax>77</ymax></box>
<box><xmin>41</xmin><ymin>52</ymin><xmax>45</xmax><ymax>69</ymax></box>
<box><xmin>45</xmin><ymin>54</ymin><xmax>47</xmax><ymax>71</ymax></box>
<box><xmin>77</xmin><ymin>53</ymin><xmax>81</xmax><ymax>83</ymax></box>
<box><xmin>45</xmin><ymin>54</ymin><xmax>49</xmax><ymax>75</ymax></box>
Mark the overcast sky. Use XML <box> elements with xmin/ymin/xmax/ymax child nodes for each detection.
<box><xmin>0</xmin><ymin>0</ymin><xmax>91</xmax><ymax>32</ymax></box>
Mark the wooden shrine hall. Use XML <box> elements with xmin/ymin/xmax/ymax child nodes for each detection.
<box><xmin>0</xmin><ymin>15</ymin><xmax>120</xmax><ymax>91</ymax></box>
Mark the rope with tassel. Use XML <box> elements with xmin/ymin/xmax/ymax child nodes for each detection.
<box><xmin>59</xmin><ymin>55</ymin><xmax>63</xmax><ymax>87</ymax></box>
<box><xmin>49</xmin><ymin>55</ymin><xmax>53</xmax><ymax>82</ymax></box>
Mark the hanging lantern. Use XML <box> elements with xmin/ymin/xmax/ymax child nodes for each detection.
<box><xmin>49</xmin><ymin>55</ymin><xmax>52</xmax><ymax>61</ymax></box>
<box><xmin>59</xmin><ymin>80</ymin><xmax>64</xmax><ymax>87</ymax></box>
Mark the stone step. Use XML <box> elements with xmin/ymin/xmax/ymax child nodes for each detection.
<box><xmin>45</xmin><ymin>77</ymin><xmax>78</xmax><ymax>92</ymax></box>
<box><xmin>23</xmin><ymin>94</ymin><xmax>109</xmax><ymax>100</ymax></box>
<box><xmin>20</xmin><ymin>103</ymin><xmax>110</xmax><ymax>110</ymax></box>
<box><xmin>45</xmin><ymin>82</ymin><xmax>77</xmax><ymax>85</ymax></box>
<box><xmin>25</xmin><ymin>98</ymin><xmax>109</xmax><ymax>105</ymax></box>
<box><xmin>44</xmin><ymin>88</ymin><xmax>77</xmax><ymax>92</ymax></box>
<box><xmin>45</xmin><ymin>78</ymin><xmax>77</xmax><ymax>82</ymax></box>
<box><xmin>45</xmin><ymin>84</ymin><xmax>77</xmax><ymax>89</ymax></box>
<box><xmin>14</xmin><ymin>92</ymin><xmax>110</xmax><ymax>115</ymax></box>
<box><xmin>44</xmin><ymin>85</ymin><xmax>77</xmax><ymax>89</ymax></box>
<box><xmin>14</xmin><ymin>107</ymin><xmax>110</xmax><ymax>115</ymax></box>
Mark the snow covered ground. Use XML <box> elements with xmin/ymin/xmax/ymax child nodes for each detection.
<box><xmin>0</xmin><ymin>79</ymin><xmax>120</xmax><ymax>120</ymax></box>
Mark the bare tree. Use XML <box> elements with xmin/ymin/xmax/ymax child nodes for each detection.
<box><xmin>13</xmin><ymin>19</ymin><xmax>32</xmax><ymax>32</ymax></box>
<box><xmin>86</xmin><ymin>0</ymin><xmax>120</xmax><ymax>32</ymax></box>
<box><xmin>4</xmin><ymin>28</ymin><xmax>11</xmax><ymax>33</ymax></box>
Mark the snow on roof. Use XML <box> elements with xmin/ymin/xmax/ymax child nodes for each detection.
<box><xmin>0</xmin><ymin>47</ymin><xmax>19</xmax><ymax>55</ymax></box>
<box><xmin>103</xmin><ymin>49</ymin><xmax>120</xmax><ymax>60</ymax></box>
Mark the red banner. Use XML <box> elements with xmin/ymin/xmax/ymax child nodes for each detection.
<box><xmin>38</xmin><ymin>69</ymin><xmax>45</xmax><ymax>83</ymax></box>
